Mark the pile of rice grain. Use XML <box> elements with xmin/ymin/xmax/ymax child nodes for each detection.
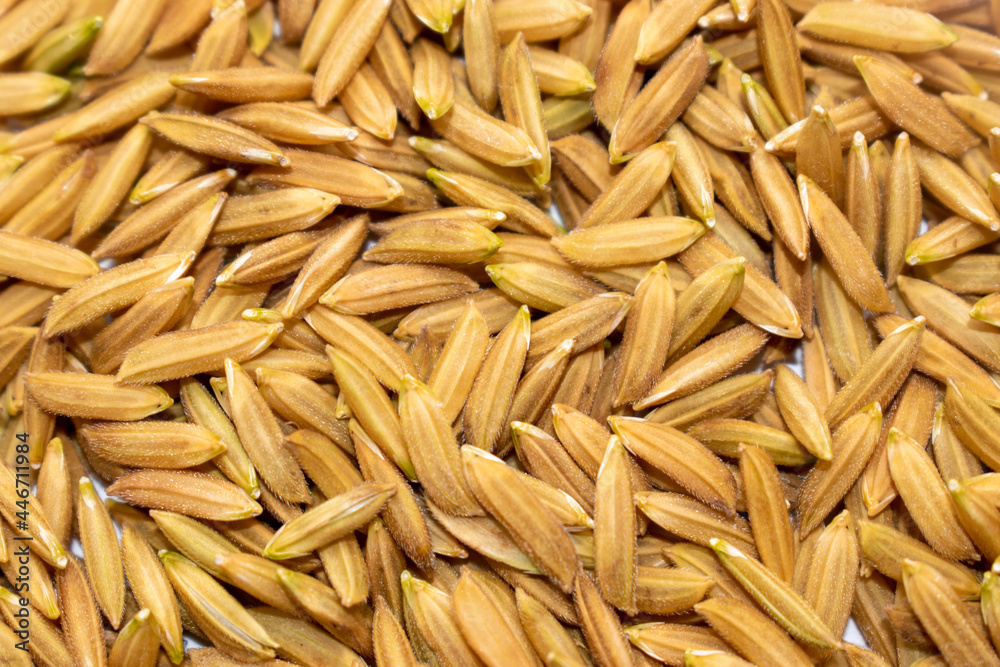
<box><xmin>1</xmin><ymin>0</ymin><xmax>1000</xmax><ymax>665</ymax></box>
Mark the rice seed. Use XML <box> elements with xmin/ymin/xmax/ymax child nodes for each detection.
<box><xmin>905</xmin><ymin>214</ymin><xmax>1000</xmax><ymax>265</ymax></box>
<box><xmin>263</xmin><ymin>483</ymin><xmax>396</xmax><ymax>560</ymax></box>
<box><xmin>160</xmin><ymin>551</ymin><xmax>278</xmax><ymax>662</ymax></box>
<box><xmin>572</xmin><ymin>571</ymin><xmax>633</xmax><ymax>667</ymax></box>
<box><xmin>0</xmin><ymin>234</ymin><xmax>95</xmax><ymax>293</ymax></box>
<box><xmin>797</xmin><ymin>402</ymin><xmax>882</xmax><ymax>535</ymax></box>
<box><xmin>525</xmin><ymin>46</ymin><xmax>595</xmax><ymax>97</ymax></box>
<box><xmin>647</xmin><ymin>370</ymin><xmax>773</xmax><ymax>430</ymax></box>
<box><xmin>464</xmin><ymin>305</ymin><xmax>530</xmax><ymax>452</ymax></box>
<box><xmin>170</xmin><ymin>67</ymin><xmax>314</xmax><ymax>103</ymax></box>
<box><xmin>802</xmin><ymin>510</ymin><xmax>859</xmax><ymax>638</ymax></box>
<box><xmin>373</xmin><ymin>595</ymin><xmax>423</xmax><ymax>667</ymax></box>
<box><xmin>53</xmin><ymin>74</ymin><xmax>177</xmax><ymax>142</ymax></box>
<box><xmin>687</xmin><ymin>418</ymin><xmax>813</xmax><ymax>467</ymax></box>
<box><xmin>694</xmin><ymin>597</ymin><xmax>813</xmax><ymax>667</ymax></box>
<box><xmin>902</xmin><ymin>560</ymin><xmax>1000</xmax><ymax>667</ymax></box>
<box><xmin>76</xmin><ymin>477</ymin><xmax>125</xmax><ymax>631</ymax></box>
<box><xmin>612</xmin><ymin>263</ymin><xmax>674</xmax><ymax>406</ymax></box>
<box><xmin>636</xmin><ymin>491</ymin><xmax>756</xmax><ymax>557</ymax></box>
<box><xmin>42</xmin><ymin>251</ymin><xmax>193</xmax><ymax>338</ymax></box>
<box><xmin>797</xmin><ymin>174</ymin><xmax>892</xmax><ymax>313</ymax></box>
<box><xmin>285</xmin><ymin>428</ymin><xmax>360</xmax><ymax>499</ymax></box>
<box><xmin>320</xmin><ymin>264</ymin><xmax>478</xmax><ymax>315</ymax></box>
<box><xmin>428</xmin><ymin>97</ymin><xmax>541</xmax><ymax>168</ymax></box>
<box><xmin>3</xmin><ymin>150</ymin><xmax>95</xmax><ymax>241</ymax></box>
<box><xmin>313</xmin><ymin>0</ymin><xmax>392</xmax><ymax>106</ymax></box>
<box><xmin>879</xmin><ymin>134</ymin><xmax>922</xmax><ymax>287</ymax></box>
<box><xmin>120</xmin><ymin>526</ymin><xmax>184</xmax><ymax>663</ymax></box>
<box><xmin>339</xmin><ymin>64</ymin><xmax>397</xmax><ymax>140</ymax></box>
<box><xmin>933</xmin><ymin>404</ymin><xmax>984</xmax><ymax>485</ymax></box>
<box><xmin>223</xmin><ymin>359</ymin><xmax>311</xmax><ymax>503</ymax></box>
<box><xmin>493</xmin><ymin>0</ymin><xmax>592</xmax><ymax>42</ymax></box>
<box><xmin>128</xmin><ymin>152</ymin><xmax>209</xmax><ymax>208</ymax></box>
<box><xmin>709</xmin><ymin>538</ymin><xmax>841</xmax><ymax>649</ymax></box>
<box><xmin>858</xmin><ymin>521</ymin><xmax>981</xmax><ymax>598</ymax></box>
<box><xmin>612</xmin><ymin>418</ymin><xmax>737</xmax><ymax>517</ymax></box>
<box><xmin>693</xmin><ymin>230</ymin><xmax>804</xmax><ymax>334</ymax></box>
<box><xmin>757</xmin><ymin>0</ymin><xmax>805</xmax><ymax>123</ymax></box>
<box><xmin>773</xmin><ymin>364</ymin><xmax>833</xmax><ymax>461</ymax></box>
<box><xmin>738</xmin><ymin>444</ymin><xmax>796</xmax><ymax>584</ymax></box>
<box><xmin>0</xmin><ymin>0</ymin><xmax>72</xmax><ymax>65</ymax></box>
<box><xmin>247</xmin><ymin>606</ymin><xmax>366</xmax><ymax>666</ymax></box>
<box><xmin>72</xmin><ymin>126</ymin><xmax>153</xmax><ymax>243</ymax></box>
<box><xmin>592</xmin><ymin>0</ymin><xmax>648</xmax><ymax>130</ymax></box>
<box><xmin>399</xmin><ymin>374</ymin><xmax>481</xmax><ymax>515</ymax></box>
<box><xmin>798</xmin><ymin>3</ymin><xmax>958</xmax><ymax>53</ymax></box>
<box><xmin>107</xmin><ymin>470</ymin><xmax>262</xmax><ymax>521</ymax></box>
<box><xmin>624</xmin><ymin>623</ymin><xmax>728</xmax><ymax>666</ymax></box>
<box><xmin>328</xmin><ymin>347</ymin><xmax>414</xmax><ymax>478</ymax></box>
<box><xmin>276</xmin><ymin>214</ymin><xmax>368</xmax><ymax>317</ymax></box>
<box><xmin>515</xmin><ymin>588</ymin><xmax>587</xmax><ymax>667</ymax></box>
<box><xmin>180</xmin><ymin>378</ymin><xmax>260</xmax><ymax>497</ymax></box>
<box><xmin>83</xmin><ymin>0</ymin><xmax>167</xmax><ymax>74</ymax></box>
<box><xmin>636</xmin><ymin>324</ymin><xmax>769</xmax><ymax>410</ymax></box>
<box><xmin>0</xmin><ymin>586</ymin><xmax>71</xmax><ymax>666</ymax></box>
<box><xmin>426</xmin><ymin>169</ymin><xmax>560</xmax><ymax>237</ymax></box>
<box><xmin>0</xmin><ymin>145</ymin><xmax>76</xmax><ymax>224</ymax></box>
<box><xmin>860</xmin><ymin>371</ymin><xmax>937</xmax><ymax>517</ymax></box>
<box><xmin>549</xmin><ymin>134</ymin><xmax>617</xmax><ymax>201</ymax></box>
<box><xmin>898</xmin><ymin>275</ymin><xmax>1000</xmax><ymax>372</ymax></box>
<box><xmin>452</xmin><ymin>567</ymin><xmax>541</xmax><ymax>667</ymax></box>
<box><xmin>79</xmin><ymin>421</ymin><xmax>224</xmax><ymax>470</ymax></box>
<box><xmin>750</xmin><ymin>146</ymin><xmax>809</xmax><ymax>259</ymax></box>
<box><xmin>400</xmin><ymin>570</ymin><xmax>483</xmax><ymax>667</ymax></box>
<box><xmin>949</xmin><ymin>478</ymin><xmax>1000</xmax><ymax>561</ymax></box>
<box><xmin>825</xmin><ymin>316</ymin><xmax>923</xmax><ymax>427</ymax></box>
<box><xmin>0</xmin><ymin>71</ymin><xmax>69</xmax><ymax>116</ymax></box>
<box><xmin>217</xmin><ymin>230</ymin><xmax>328</xmax><ymax>287</ymax></box>
<box><xmin>945</xmin><ymin>379</ymin><xmax>1000</xmax><ymax>472</ymax></box>
<box><xmin>634</xmin><ymin>0</ymin><xmax>715</xmax><ymax>65</ymax></box>
<box><xmin>499</xmin><ymin>34</ymin><xmax>550</xmax><ymax>188</ymax></box>
<box><xmin>274</xmin><ymin>567</ymin><xmax>373</xmax><ymax>655</ymax></box>
<box><xmin>138</xmin><ymin>111</ymin><xmax>287</xmax><ymax>166</ymax></box>
<box><xmin>462</xmin><ymin>446</ymin><xmax>580</xmax><ymax>592</ymax></box>
<box><xmin>527</xmin><ymin>292</ymin><xmax>631</xmax><ymax>365</ymax></box>
<box><xmin>487</xmin><ymin>262</ymin><xmax>603</xmax><ymax>312</ymax></box>
<box><xmin>57</xmin><ymin>557</ymin><xmax>108</xmax><ymax>667</ymax></box>
<box><xmin>911</xmin><ymin>141</ymin><xmax>1000</xmax><ymax>231</ymax></box>
<box><xmin>924</xmin><ymin>254</ymin><xmax>1000</xmax><ymax>295</ymax></box>
<box><xmin>684</xmin><ymin>87</ymin><xmax>757</xmax><ymax>155</ymax></box>
<box><xmin>667</xmin><ymin>124</ymin><xmax>716</xmax><ymax>226</ymax></box>
<box><xmin>683</xmin><ymin>651</ymin><xmax>755</xmax><ymax>667</ymax></box>
<box><xmin>152</xmin><ymin>511</ymin><xmax>241</xmax><ymax>583</ymax></box>
<box><xmin>368</xmin><ymin>218</ymin><xmax>502</xmax><ymax>266</ymax></box>
<box><xmin>553</xmin><ymin>216</ymin><xmax>704</xmax><ymax>268</ymax></box>
<box><xmin>24</xmin><ymin>371</ymin><xmax>172</xmax><ymax>421</ymax></box>
<box><xmin>855</xmin><ymin>56</ymin><xmax>979</xmax><ymax>157</ymax></box>
<box><xmin>218</xmin><ymin>102</ymin><xmax>357</xmax><ymax>145</ymax></box>
<box><xmin>306</xmin><ymin>307</ymin><xmax>416</xmax><ymax>391</ymax></box>
<box><xmin>887</xmin><ymin>427</ymin><xmax>978</xmax><ymax>561</ymax></box>
<box><xmin>115</xmin><ymin>320</ymin><xmax>280</xmax><ymax>385</ymax></box>
<box><xmin>96</xmin><ymin>169</ymin><xmax>237</xmax><ymax>258</ymax></box>
<box><xmin>667</xmin><ymin>256</ymin><xmax>746</xmax><ymax>361</ymax></box>
<box><xmin>36</xmin><ymin>437</ymin><xmax>71</xmax><ymax>550</ymax></box>
<box><xmin>146</xmin><ymin>2</ymin><xmax>212</xmax><ymax>54</ymax></box>
<box><xmin>591</xmin><ymin>436</ymin><xmax>637</xmax><ymax>615</ymax></box>
<box><xmin>401</xmin><ymin>43</ymin><xmax>450</xmax><ymax>126</ymax></box>
<box><xmin>610</xmin><ymin>37</ymin><xmax>709</xmax><ymax>163</ymax></box>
